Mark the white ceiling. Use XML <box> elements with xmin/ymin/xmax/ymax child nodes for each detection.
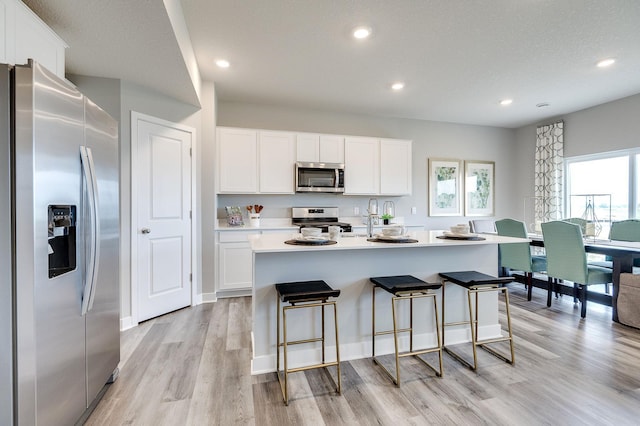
<box><xmin>22</xmin><ymin>0</ymin><xmax>640</xmax><ymax>128</ymax></box>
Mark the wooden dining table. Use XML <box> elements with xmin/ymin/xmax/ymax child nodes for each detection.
<box><xmin>529</xmin><ymin>236</ymin><xmax>640</xmax><ymax>322</ymax></box>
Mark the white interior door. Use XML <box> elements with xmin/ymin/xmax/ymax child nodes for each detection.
<box><xmin>135</xmin><ymin>116</ymin><xmax>192</xmax><ymax>322</ymax></box>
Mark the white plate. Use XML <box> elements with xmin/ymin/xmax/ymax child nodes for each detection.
<box><xmin>443</xmin><ymin>231</ymin><xmax>478</xmax><ymax>238</ymax></box>
<box><xmin>374</xmin><ymin>233</ymin><xmax>410</xmax><ymax>241</ymax></box>
<box><xmin>297</xmin><ymin>235</ymin><xmax>330</xmax><ymax>242</ymax></box>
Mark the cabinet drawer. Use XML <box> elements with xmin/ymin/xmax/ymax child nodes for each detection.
<box><xmin>218</xmin><ymin>231</ymin><xmax>260</xmax><ymax>243</ymax></box>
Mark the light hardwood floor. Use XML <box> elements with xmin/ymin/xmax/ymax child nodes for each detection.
<box><xmin>86</xmin><ymin>286</ymin><xmax>640</xmax><ymax>425</ymax></box>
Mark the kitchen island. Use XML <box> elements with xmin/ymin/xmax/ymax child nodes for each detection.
<box><xmin>249</xmin><ymin>230</ymin><xmax>528</xmax><ymax>374</ymax></box>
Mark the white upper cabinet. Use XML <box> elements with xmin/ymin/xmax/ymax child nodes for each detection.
<box><xmin>296</xmin><ymin>133</ymin><xmax>320</xmax><ymax>162</ymax></box>
<box><xmin>217</xmin><ymin>127</ymin><xmax>258</xmax><ymax>193</ymax></box>
<box><xmin>296</xmin><ymin>133</ymin><xmax>344</xmax><ymax>164</ymax></box>
<box><xmin>380</xmin><ymin>139</ymin><xmax>412</xmax><ymax>195</ymax></box>
<box><xmin>259</xmin><ymin>131</ymin><xmax>295</xmax><ymax>193</ymax></box>
<box><xmin>218</xmin><ymin>126</ymin><xmax>411</xmax><ymax>196</ymax></box>
<box><xmin>344</xmin><ymin>136</ymin><xmax>380</xmax><ymax>195</ymax></box>
<box><xmin>1</xmin><ymin>0</ymin><xmax>67</xmax><ymax>78</ymax></box>
<box><xmin>217</xmin><ymin>127</ymin><xmax>295</xmax><ymax>194</ymax></box>
<box><xmin>319</xmin><ymin>135</ymin><xmax>344</xmax><ymax>163</ymax></box>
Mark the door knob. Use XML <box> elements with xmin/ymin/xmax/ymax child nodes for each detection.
<box><xmin>141</xmin><ymin>228</ymin><xmax>151</xmax><ymax>234</ymax></box>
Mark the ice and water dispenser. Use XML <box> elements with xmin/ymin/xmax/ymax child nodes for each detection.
<box><xmin>48</xmin><ymin>205</ymin><xmax>76</xmax><ymax>278</ymax></box>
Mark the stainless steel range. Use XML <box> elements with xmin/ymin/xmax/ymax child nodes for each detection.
<box><xmin>292</xmin><ymin>207</ymin><xmax>352</xmax><ymax>233</ymax></box>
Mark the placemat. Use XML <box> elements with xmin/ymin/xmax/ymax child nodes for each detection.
<box><xmin>367</xmin><ymin>238</ymin><xmax>419</xmax><ymax>244</ymax></box>
<box><xmin>436</xmin><ymin>235</ymin><xmax>486</xmax><ymax>241</ymax></box>
<box><xmin>285</xmin><ymin>239</ymin><xmax>338</xmax><ymax>246</ymax></box>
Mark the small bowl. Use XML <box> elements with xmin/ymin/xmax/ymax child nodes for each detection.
<box><xmin>301</xmin><ymin>227</ymin><xmax>322</xmax><ymax>237</ymax></box>
<box><xmin>382</xmin><ymin>226</ymin><xmax>403</xmax><ymax>236</ymax></box>
<box><xmin>450</xmin><ymin>224</ymin><xmax>470</xmax><ymax>234</ymax></box>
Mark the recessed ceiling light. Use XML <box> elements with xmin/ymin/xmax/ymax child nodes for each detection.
<box><xmin>216</xmin><ymin>59</ymin><xmax>230</xmax><ymax>68</ymax></box>
<box><xmin>500</xmin><ymin>99</ymin><xmax>513</xmax><ymax>106</ymax></box>
<box><xmin>353</xmin><ymin>26</ymin><xmax>372</xmax><ymax>39</ymax></box>
<box><xmin>597</xmin><ymin>58</ymin><xmax>615</xmax><ymax>68</ymax></box>
<box><xmin>391</xmin><ymin>82</ymin><xmax>405</xmax><ymax>91</ymax></box>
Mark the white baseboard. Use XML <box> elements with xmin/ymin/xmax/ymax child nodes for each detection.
<box><xmin>216</xmin><ymin>289</ymin><xmax>251</xmax><ymax>299</ymax></box>
<box><xmin>201</xmin><ymin>292</ymin><xmax>218</xmax><ymax>303</ymax></box>
<box><xmin>250</xmin><ymin>324</ymin><xmax>502</xmax><ymax>375</ymax></box>
<box><xmin>120</xmin><ymin>316</ymin><xmax>136</xmax><ymax>331</ymax></box>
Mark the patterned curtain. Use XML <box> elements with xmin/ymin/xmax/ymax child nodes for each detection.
<box><xmin>534</xmin><ymin>121</ymin><xmax>564</xmax><ymax>223</ymax></box>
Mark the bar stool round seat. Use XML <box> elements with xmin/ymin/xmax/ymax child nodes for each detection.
<box><xmin>275</xmin><ymin>280</ymin><xmax>341</xmax><ymax>405</ymax></box>
<box><xmin>370</xmin><ymin>275</ymin><xmax>444</xmax><ymax>386</ymax></box>
<box><xmin>439</xmin><ymin>271</ymin><xmax>515</xmax><ymax>370</ymax></box>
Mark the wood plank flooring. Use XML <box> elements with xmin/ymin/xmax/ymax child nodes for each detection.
<box><xmin>86</xmin><ymin>286</ymin><xmax>640</xmax><ymax>425</ymax></box>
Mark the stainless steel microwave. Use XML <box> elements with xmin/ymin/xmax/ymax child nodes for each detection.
<box><xmin>295</xmin><ymin>162</ymin><xmax>345</xmax><ymax>193</ymax></box>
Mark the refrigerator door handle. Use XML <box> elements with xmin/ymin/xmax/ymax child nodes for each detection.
<box><xmin>80</xmin><ymin>145</ymin><xmax>101</xmax><ymax>315</ymax></box>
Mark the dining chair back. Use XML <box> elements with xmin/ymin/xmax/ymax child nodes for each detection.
<box><xmin>495</xmin><ymin>218</ymin><xmax>547</xmax><ymax>300</ymax></box>
<box><xmin>469</xmin><ymin>219</ymin><xmax>496</xmax><ymax>234</ymax></box>
<box><xmin>609</xmin><ymin>219</ymin><xmax>640</xmax><ymax>242</ymax></box>
<box><xmin>541</xmin><ymin>220</ymin><xmax>612</xmax><ymax>317</ymax></box>
<box><xmin>543</xmin><ymin>221</ymin><xmax>588</xmax><ymax>284</ymax></box>
<box><xmin>562</xmin><ymin>217</ymin><xmax>588</xmax><ymax>235</ymax></box>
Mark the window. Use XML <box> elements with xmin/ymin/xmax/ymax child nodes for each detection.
<box><xmin>565</xmin><ymin>150</ymin><xmax>638</xmax><ymax>237</ymax></box>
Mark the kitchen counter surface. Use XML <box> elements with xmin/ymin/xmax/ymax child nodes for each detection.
<box><xmin>249</xmin><ymin>230</ymin><xmax>528</xmax><ymax>252</ymax></box>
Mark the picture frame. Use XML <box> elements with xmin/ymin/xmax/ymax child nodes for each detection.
<box><xmin>428</xmin><ymin>158</ymin><xmax>463</xmax><ymax>216</ymax></box>
<box><xmin>225</xmin><ymin>206</ymin><xmax>245</xmax><ymax>226</ymax></box>
<box><xmin>464</xmin><ymin>160</ymin><xmax>495</xmax><ymax>216</ymax></box>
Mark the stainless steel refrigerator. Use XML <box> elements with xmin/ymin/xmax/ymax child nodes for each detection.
<box><xmin>1</xmin><ymin>60</ymin><xmax>120</xmax><ymax>425</ymax></box>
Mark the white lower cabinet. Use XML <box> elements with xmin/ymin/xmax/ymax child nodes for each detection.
<box><xmin>218</xmin><ymin>242</ymin><xmax>253</xmax><ymax>292</ymax></box>
<box><xmin>216</xmin><ymin>231</ymin><xmax>259</xmax><ymax>294</ymax></box>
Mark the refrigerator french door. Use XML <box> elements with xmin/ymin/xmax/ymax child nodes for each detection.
<box><xmin>1</xmin><ymin>61</ymin><xmax>120</xmax><ymax>425</ymax></box>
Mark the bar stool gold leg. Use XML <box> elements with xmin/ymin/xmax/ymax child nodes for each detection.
<box><xmin>372</xmin><ymin>287</ymin><xmax>443</xmax><ymax>386</ymax></box>
<box><xmin>392</xmin><ymin>296</ymin><xmax>400</xmax><ymax>385</ymax></box>
<box><xmin>504</xmin><ymin>288</ymin><xmax>515</xmax><ymax>365</ymax></box>
<box><xmin>468</xmin><ymin>288</ymin><xmax>478</xmax><ymax>370</ymax></box>
<box><xmin>321</xmin><ymin>304</ymin><xmax>326</xmax><ymax>364</ymax></box>
<box><xmin>372</xmin><ymin>285</ymin><xmax>376</xmax><ymax>358</ymax></box>
<box><xmin>283</xmin><ymin>306</ymin><xmax>289</xmax><ymax>405</ymax></box>
<box><xmin>432</xmin><ymin>294</ymin><xmax>444</xmax><ymax>377</ymax></box>
<box><xmin>335</xmin><ymin>301</ymin><xmax>342</xmax><ymax>394</ymax></box>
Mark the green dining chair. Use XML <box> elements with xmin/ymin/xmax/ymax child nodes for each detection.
<box><xmin>602</xmin><ymin>219</ymin><xmax>640</xmax><ymax>268</ymax></box>
<box><xmin>495</xmin><ymin>219</ymin><xmax>547</xmax><ymax>301</ymax></box>
<box><xmin>541</xmin><ymin>221</ymin><xmax>612</xmax><ymax>318</ymax></box>
<box><xmin>563</xmin><ymin>217</ymin><xmax>588</xmax><ymax>235</ymax></box>
<box><xmin>589</xmin><ymin>219</ymin><xmax>640</xmax><ymax>294</ymax></box>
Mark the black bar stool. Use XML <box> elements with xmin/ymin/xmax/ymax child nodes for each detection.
<box><xmin>370</xmin><ymin>275</ymin><xmax>443</xmax><ymax>386</ymax></box>
<box><xmin>439</xmin><ymin>271</ymin><xmax>515</xmax><ymax>370</ymax></box>
<box><xmin>275</xmin><ymin>280</ymin><xmax>341</xmax><ymax>405</ymax></box>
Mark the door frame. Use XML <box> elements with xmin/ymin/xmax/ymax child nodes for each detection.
<box><xmin>130</xmin><ymin>111</ymin><xmax>197</xmax><ymax>326</ymax></box>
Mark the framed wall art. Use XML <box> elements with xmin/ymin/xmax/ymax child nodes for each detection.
<box><xmin>428</xmin><ymin>158</ymin><xmax>463</xmax><ymax>216</ymax></box>
<box><xmin>464</xmin><ymin>160</ymin><xmax>495</xmax><ymax>216</ymax></box>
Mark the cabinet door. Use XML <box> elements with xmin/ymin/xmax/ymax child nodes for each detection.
<box><xmin>217</xmin><ymin>127</ymin><xmax>258</xmax><ymax>193</ymax></box>
<box><xmin>259</xmin><ymin>131</ymin><xmax>295</xmax><ymax>193</ymax></box>
<box><xmin>380</xmin><ymin>139</ymin><xmax>412</xmax><ymax>195</ymax></box>
<box><xmin>218</xmin><ymin>242</ymin><xmax>253</xmax><ymax>291</ymax></box>
<box><xmin>344</xmin><ymin>137</ymin><xmax>380</xmax><ymax>195</ymax></box>
<box><xmin>14</xmin><ymin>0</ymin><xmax>66</xmax><ymax>78</ymax></box>
<box><xmin>296</xmin><ymin>133</ymin><xmax>319</xmax><ymax>162</ymax></box>
<box><xmin>319</xmin><ymin>135</ymin><xmax>344</xmax><ymax>163</ymax></box>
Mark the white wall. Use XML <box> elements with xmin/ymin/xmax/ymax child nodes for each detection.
<box><xmin>69</xmin><ymin>75</ymin><xmax>207</xmax><ymax>322</ymax></box>
<box><xmin>200</xmin><ymin>82</ymin><xmax>217</xmax><ymax>298</ymax></box>
<box><xmin>514</xmin><ymin>92</ymin><xmax>640</xmax><ymax>219</ymax></box>
<box><xmin>217</xmin><ymin>102</ymin><xmax>518</xmax><ymax>228</ymax></box>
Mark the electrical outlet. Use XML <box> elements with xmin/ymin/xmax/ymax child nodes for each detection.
<box><xmin>411</xmin><ymin>207</ymin><xmax>417</xmax><ymax>214</ymax></box>
<box><xmin>354</xmin><ymin>206</ymin><xmax>360</xmax><ymax>215</ymax></box>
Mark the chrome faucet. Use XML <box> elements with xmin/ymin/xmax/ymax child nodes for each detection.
<box><xmin>367</xmin><ymin>198</ymin><xmax>378</xmax><ymax>237</ymax></box>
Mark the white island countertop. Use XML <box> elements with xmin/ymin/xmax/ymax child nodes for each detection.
<box><xmin>249</xmin><ymin>230</ymin><xmax>528</xmax><ymax>252</ymax></box>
